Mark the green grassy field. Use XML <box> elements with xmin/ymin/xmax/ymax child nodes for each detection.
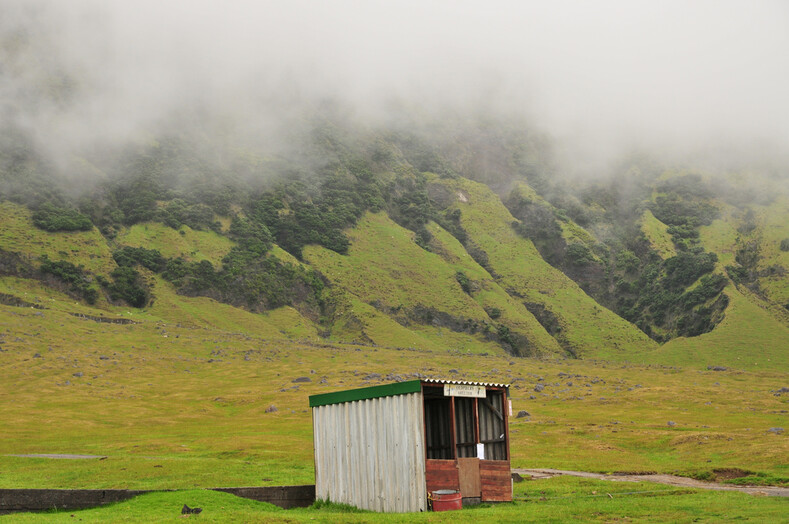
<box><xmin>6</xmin><ymin>476</ymin><xmax>789</xmax><ymax>523</ymax></box>
<box><xmin>1</xmin><ymin>285</ymin><xmax>787</xmax><ymax>491</ymax></box>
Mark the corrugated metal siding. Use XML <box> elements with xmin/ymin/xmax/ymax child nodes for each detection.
<box><xmin>313</xmin><ymin>392</ymin><xmax>426</xmax><ymax>513</ymax></box>
<box><xmin>422</xmin><ymin>378</ymin><xmax>509</xmax><ymax>389</ymax></box>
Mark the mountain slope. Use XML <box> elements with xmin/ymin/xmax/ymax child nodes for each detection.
<box><xmin>429</xmin><ymin>176</ymin><xmax>658</xmax><ymax>359</ymax></box>
<box><xmin>304</xmin><ymin>211</ymin><xmax>561</xmax><ymax>356</ymax></box>
<box><xmin>652</xmin><ymin>286</ymin><xmax>789</xmax><ymax>370</ymax></box>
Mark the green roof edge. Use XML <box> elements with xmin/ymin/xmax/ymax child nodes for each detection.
<box><xmin>309</xmin><ymin>380</ymin><xmax>422</xmax><ymax>407</ymax></box>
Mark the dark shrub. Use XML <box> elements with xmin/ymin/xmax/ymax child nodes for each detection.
<box><xmin>32</xmin><ymin>203</ymin><xmax>93</xmax><ymax>232</ymax></box>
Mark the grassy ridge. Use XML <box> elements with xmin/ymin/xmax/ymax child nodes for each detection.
<box><xmin>756</xmin><ymin>196</ymin><xmax>789</xmax><ymax>306</ymax></box>
<box><xmin>147</xmin><ymin>275</ymin><xmax>321</xmax><ymax>338</ymax></box>
<box><xmin>304</xmin><ymin>212</ymin><xmax>561</xmax><ymax>356</ymax></box>
<box><xmin>116</xmin><ymin>223</ymin><xmax>235</xmax><ymax>267</ymax></box>
<box><xmin>0</xmin><ymin>201</ymin><xmax>115</xmax><ymax>275</ymax></box>
<box><xmin>640</xmin><ymin>209</ymin><xmax>676</xmax><ymax>260</ymax></box>
<box><xmin>653</xmin><ymin>286</ymin><xmax>789</xmax><ymax>370</ymax></box>
<box><xmin>435</xmin><ymin>176</ymin><xmax>657</xmax><ymax>359</ymax></box>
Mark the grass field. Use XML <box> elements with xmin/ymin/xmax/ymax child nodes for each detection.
<box><xmin>1</xmin><ymin>285</ymin><xmax>787</xmax><ymax>493</ymax></box>
<box><xmin>4</xmin><ymin>477</ymin><xmax>789</xmax><ymax>522</ymax></box>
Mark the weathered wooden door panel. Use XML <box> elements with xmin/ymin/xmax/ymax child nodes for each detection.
<box><xmin>457</xmin><ymin>457</ymin><xmax>481</xmax><ymax>498</ymax></box>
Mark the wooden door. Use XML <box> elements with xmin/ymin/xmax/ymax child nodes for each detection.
<box><xmin>457</xmin><ymin>457</ymin><xmax>481</xmax><ymax>498</ymax></box>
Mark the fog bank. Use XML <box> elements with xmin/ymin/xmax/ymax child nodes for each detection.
<box><xmin>2</xmin><ymin>0</ymin><xmax>788</xmax><ymax>174</ymax></box>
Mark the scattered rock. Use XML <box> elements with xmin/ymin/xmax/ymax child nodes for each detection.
<box><xmin>534</xmin><ymin>384</ymin><xmax>545</xmax><ymax>393</ymax></box>
<box><xmin>364</xmin><ymin>373</ymin><xmax>382</xmax><ymax>380</ymax></box>
<box><xmin>265</xmin><ymin>405</ymin><xmax>278</xmax><ymax>413</ymax></box>
<box><xmin>319</xmin><ymin>378</ymin><xmax>328</xmax><ymax>384</ymax></box>
<box><xmin>292</xmin><ymin>376</ymin><xmax>311</xmax><ymax>383</ymax></box>
<box><xmin>73</xmin><ymin>372</ymin><xmax>83</xmax><ymax>378</ymax></box>
<box><xmin>667</xmin><ymin>421</ymin><xmax>676</xmax><ymax>427</ymax></box>
<box><xmin>776</xmin><ymin>387</ymin><xmax>789</xmax><ymax>394</ymax></box>
<box><xmin>99</xmin><ymin>355</ymin><xmax>109</xmax><ymax>360</ymax></box>
<box><xmin>529</xmin><ymin>395</ymin><xmax>536</xmax><ymax>400</ymax></box>
<box><xmin>448</xmin><ymin>369</ymin><xmax>459</xmax><ymax>374</ymax></box>
<box><xmin>707</xmin><ymin>366</ymin><xmax>729</xmax><ymax>371</ymax></box>
<box><xmin>33</xmin><ymin>353</ymin><xmax>42</xmax><ymax>358</ymax></box>
<box><xmin>516</xmin><ymin>410</ymin><xmax>530</xmax><ymax>418</ymax></box>
<box><xmin>768</xmin><ymin>427</ymin><xmax>784</xmax><ymax>434</ymax></box>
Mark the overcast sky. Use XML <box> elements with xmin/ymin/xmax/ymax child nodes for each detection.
<box><xmin>4</xmin><ymin>0</ymin><xmax>788</xmax><ymax>170</ymax></box>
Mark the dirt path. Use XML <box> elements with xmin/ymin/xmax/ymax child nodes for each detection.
<box><xmin>513</xmin><ymin>468</ymin><xmax>789</xmax><ymax>497</ymax></box>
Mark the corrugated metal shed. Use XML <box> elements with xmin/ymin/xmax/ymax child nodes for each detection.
<box><xmin>310</xmin><ymin>378</ymin><xmax>513</xmax><ymax>512</ymax></box>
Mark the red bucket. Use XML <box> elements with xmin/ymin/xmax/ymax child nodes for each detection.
<box><xmin>432</xmin><ymin>490</ymin><xmax>462</xmax><ymax>511</ymax></box>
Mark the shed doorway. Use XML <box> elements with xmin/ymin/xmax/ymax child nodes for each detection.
<box><xmin>423</xmin><ymin>385</ymin><xmax>508</xmax><ymax>461</ymax></box>
<box><xmin>422</xmin><ymin>382</ymin><xmax>512</xmax><ymax>503</ymax></box>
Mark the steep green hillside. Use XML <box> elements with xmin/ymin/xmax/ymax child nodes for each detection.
<box><xmin>305</xmin><ymin>211</ymin><xmax>561</xmax><ymax>356</ymax></box>
<box><xmin>116</xmin><ymin>222</ymin><xmax>235</xmax><ymax>266</ymax></box>
<box><xmin>0</xmin><ymin>201</ymin><xmax>115</xmax><ymax>276</ymax></box>
<box><xmin>147</xmin><ymin>275</ymin><xmax>321</xmax><ymax>339</ymax></box>
<box><xmin>652</xmin><ymin>286</ymin><xmax>789</xmax><ymax>370</ymax></box>
<box><xmin>431</xmin><ymin>176</ymin><xmax>657</xmax><ymax>359</ymax></box>
<box><xmin>0</xmin><ymin>107</ymin><xmax>787</xmax><ymax>366</ymax></box>
<box><xmin>755</xmin><ymin>196</ymin><xmax>789</xmax><ymax>307</ymax></box>
<box><xmin>640</xmin><ymin>209</ymin><xmax>676</xmax><ymax>259</ymax></box>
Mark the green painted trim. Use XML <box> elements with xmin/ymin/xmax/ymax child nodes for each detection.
<box><xmin>309</xmin><ymin>380</ymin><xmax>422</xmax><ymax>407</ymax></box>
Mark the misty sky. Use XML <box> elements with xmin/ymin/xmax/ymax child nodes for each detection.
<box><xmin>4</xmin><ymin>0</ymin><xmax>788</xmax><ymax>169</ymax></box>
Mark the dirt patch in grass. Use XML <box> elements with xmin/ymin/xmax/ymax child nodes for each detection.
<box><xmin>712</xmin><ymin>468</ymin><xmax>754</xmax><ymax>481</ymax></box>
